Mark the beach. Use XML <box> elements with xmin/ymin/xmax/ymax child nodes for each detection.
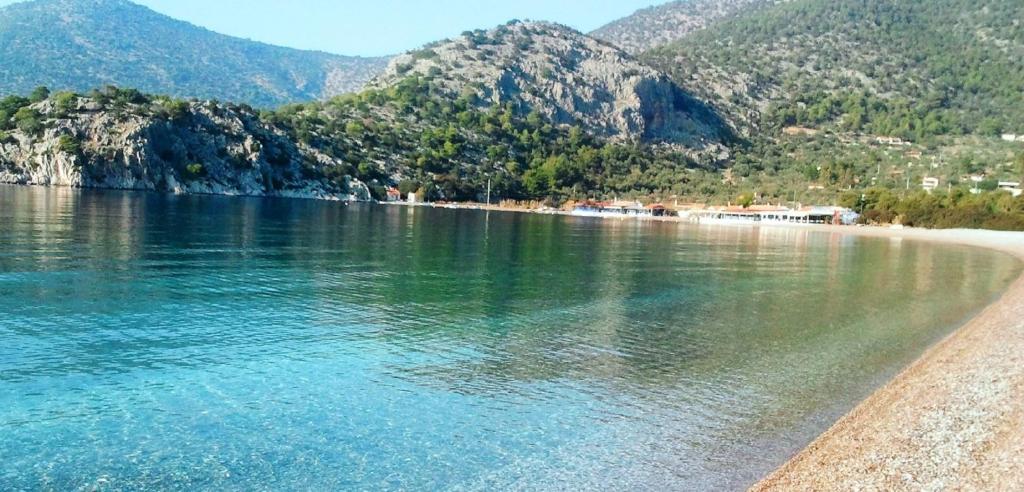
<box><xmin>753</xmin><ymin>226</ymin><xmax>1024</xmax><ymax>490</ymax></box>
<box><xmin>418</xmin><ymin>202</ymin><xmax>1024</xmax><ymax>488</ymax></box>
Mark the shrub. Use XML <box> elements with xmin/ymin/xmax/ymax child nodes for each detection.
<box><xmin>184</xmin><ymin>163</ymin><xmax>206</xmax><ymax>179</ymax></box>
<box><xmin>410</xmin><ymin>49</ymin><xmax>438</xmax><ymax>61</ymax></box>
<box><xmin>165</xmin><ymin>100</ymin><xmax>190</xmax><ymax>120</ymax></box>
<box><xmin>394</xmin><ymin>62</ymin><xmax>414</xmax><ymax>76</ymax></box>
<box><xmin>29</xmin><ymin>86</ymin><xmax>50</xmax><ymax>103</ymax></box>
<box><xmin>14</xmin><ymin>107</ymin><xmax>43</xmax><ymax>134</ymax></box>
<box><xmin>57</xmin><ymin>135</ymin><xmax>81</xmax><ymax>155</ymax></box>
<box><xmin>53</xmin><ymin>92</ymin><xmax>78</xmax><ymax>115</ymax></box>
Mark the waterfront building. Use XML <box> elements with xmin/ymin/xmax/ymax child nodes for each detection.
<box><xmin>571</xmin><ymin>200</ymin><xmax>667</xmax><ymax>218</ymax></box>
<box><xmin>694</xmin><ymin>206</ymin><xmax>858</xmax><ymax>226</ymax></box>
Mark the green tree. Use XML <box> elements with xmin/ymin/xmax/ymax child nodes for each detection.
<box><xmin>345</xmin><ymin>121</ymin><xmax>365</xmax><ymax>139</ymax></box>
<box><xmin>29</xmin><ymin>86</ymin><xmax>50</xmax><ymax>103</ymax></box>
<box><xmin>53</xmin><ymin>92</ymin><xmax>78</xmax><ymax>115</ymax></box>
<box><xmin>57</xmin><ymin>135</ymin><xmax>81</xmax><ymax>155</ymax></box>
<box><xmin>737</xmin><ymin>192</ymin><xmax>755</xmax><ymax>208</ymax></box>
<box><xmin>184</xmin><ymin>163</ymin><xmax>206</xmax><ymax>179</ymax></box>
<box><xmin>14</xmin><ymin>107</ymin><xmax>42</xmax><ymax>134</ymax></box>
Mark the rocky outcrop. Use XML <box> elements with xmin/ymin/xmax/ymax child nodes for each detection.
<box><xmin>0</xmin><ymin>94</ymin><xmax>370</xmax><ymax>200</ymax></box>
<box><xmin>368</xmin><ymin>21</ymin><xmax>730</xmax><ymax>149</ymax></box>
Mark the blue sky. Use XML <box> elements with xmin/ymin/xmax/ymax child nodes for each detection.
<box><xmin>0</xmin><ymin>0</ymin><xmax>668</xmax><ymax>56</ymax></box>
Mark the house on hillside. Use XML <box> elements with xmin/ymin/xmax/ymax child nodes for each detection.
<box><xmin>876</xmin><ymin>136</ymin><xmax>910</xmax><ymax>146</ymax></box>
<box><xmin>922</xmin><ymin>177</ymin><xmax>940</xmax><ymax>193</ymax></box>
<box><xmin>1001</xmin><ymin>134</ymin><xmax>1024</xmax><ymax>143</ymax></box>
<box><xmin>999</xmin><ymin>181</ymin><xmax>1023</xmax><ymax>197</ymax></box>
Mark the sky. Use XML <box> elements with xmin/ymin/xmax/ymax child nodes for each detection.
<box><xmin>0</xmin><ymin>0</ymin><xmax>668</xmax><ymax>57</ymax></box>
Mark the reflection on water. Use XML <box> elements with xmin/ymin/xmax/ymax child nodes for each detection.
<box><xmin>0</xmin><ymin>185</ymin><xmax>1019</xmax><ymax>490</ymax></box>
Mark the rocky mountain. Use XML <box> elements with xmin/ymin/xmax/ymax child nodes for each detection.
<box><xmin>591</xmin><ymin>0</ymin><xmax>775</xmax><ymax>54</ymax></box>
<box><xmin>643</xmin><ymin>0</ymin><xmax>1024</xmax><ymax>138</ymax></box>
<box><xmin>0</xmin><ymin>0</ymin><xmax>389</xmax><ymax>107</ymax></box>
<box><xmin>368</xmin><ymin>21</ymin><xmax>730</xmax><ymax>148</ymax></box>
<box><xmin>0</xmin><ymin>87</ymin><xmax>369</xmax><ymax>199</ymax></box>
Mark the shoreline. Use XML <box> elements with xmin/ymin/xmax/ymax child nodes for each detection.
<box><xmin>747</xmin><ymin>226</ymin><xmax>1024</xmax><ymax>490</ymax></box>
<box><xmin>7</xmin><ymin>188</ymin><xmax>1024</xmax><ymax>486</ymax></box>
<box><xmin>400</xmin><ymin>200</ymin><xmax>1024</xmax><ymax>489</ymax></box>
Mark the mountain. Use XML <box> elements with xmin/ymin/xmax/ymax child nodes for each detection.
<box><xmin>369</xmin><ymin>21</ymin><xmax>730</xmax><ymax>148</ymax></box>
<box><xmin>0</xmin><ymin>87</ymin><xmax>370</xmax><ymax>198</ymax></box>
<box><xmin>591</xmin><ymin>0</ymin><xmax>775</xmax><ymax>54</ymax></box>
<box><xmin>643</xmin><ymin>0</ymin><xmax>1024</xmax><ymax>138</ymax></box>
<box><xmin>0</xmin><ymin>0</ymin><xmax>389</xmax><ymax>107</ymax></box>
<box><xmin>0</xmin><ymin>23</ymin><xmax>735</xmax><ymax>205</ymax></box>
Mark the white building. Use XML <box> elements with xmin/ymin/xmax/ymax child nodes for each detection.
<box><xmin>922</xmin><ymin>177</ymin><xmax>940</xmax><ymax>192</ymax></box>
<box><xmin>1001</xmin><ymin>134</ymin><xmax>1024</xmax><ymax>143</ymax></box>
<box><xmin>999</xmin><ymin>181</ymin><xmax>1023</xmax><ymax>197</ymax></box>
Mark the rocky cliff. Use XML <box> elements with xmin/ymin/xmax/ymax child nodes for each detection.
<box><xmin>368</xmin><ymin>21</ymin><xmax>729</xmax><ymax>149</ymax></box>
<box><xmin>0</xmin><ymin>89</ymin><xmax>370</xmax><ymax>200</ymax></box>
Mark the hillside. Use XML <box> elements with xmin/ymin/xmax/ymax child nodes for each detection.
<box><xmin>0</xmin><ymin>0</ymin><xmax>389</xmax><ymax>107</ymax></box>
<box><xmin>0</xmin><ymin>87</ymin><xmax>370</xmax><ymax>199</ymax></box>
<box><xmin>643</xmin><ymin>0</ymin><xmax>1024</xmax><ymax>139</ymax></box>
<box><xmin>368</xmin><ymin>21</ymin><xmax>731</xmax><ymax>148</ymax></box>
<box><xmin>1</xmin><ymin>71</ymin><xmax>733</xmax><ymax>205</ymax></box>
<box><xmin>591</xmin><ymin>0</ymin><xmax>774</xmax><ymax>54</ymax></box>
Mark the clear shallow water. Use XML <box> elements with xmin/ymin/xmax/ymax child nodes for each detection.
<box><xmin>0</xmin><ymin>186</ymin><xmax>1019</xmax><ymax>491</ymax></box>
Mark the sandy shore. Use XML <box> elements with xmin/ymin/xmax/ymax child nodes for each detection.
<box><xmin>751</xmin><ymin>226</ymin><xmax>1024</xmax><ymax>491</ymax></box>
<box><xmin>393</xmin><ymin>201</ymin><xmax>1024</xmax><ymax>488</ymax></box>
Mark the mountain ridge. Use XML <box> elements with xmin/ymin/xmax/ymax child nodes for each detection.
<box><xmin>369</xmin><ymin>20</ymin><xmax>731</xmax><ymax>149</ymax></box>
<box><xmin>0</xmin><ymin>0</ymin><xmax>390</xmax><ymax>107</ymax></box>
<box><xmin>591</xmin><ymin>0</ymin><xmax>777</xmax><ymax>54</ymax></box>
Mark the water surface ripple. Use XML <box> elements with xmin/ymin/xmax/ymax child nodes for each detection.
<box><xmin>0</xmin><ymin>186</ymin><xmax>1019</xmax><ymax>490</ymax></box>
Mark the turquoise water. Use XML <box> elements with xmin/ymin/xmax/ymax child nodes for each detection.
<box><xmin>0</xmin><ymin>186</ymin><xmax>1019</xmax><ymax>490</ymax></box>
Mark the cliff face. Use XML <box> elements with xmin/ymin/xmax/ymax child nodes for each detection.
<box><xmin>369</xmin><ymin>21</ymin><xmax>729</xmax><ymax>149</ymax></box>
<box><xmin>0</xmin><ymin>92</ymin><xmax>370</xmax><ymax>200</ymax></box>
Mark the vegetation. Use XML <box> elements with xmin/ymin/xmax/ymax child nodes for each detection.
<box><xmin>13</xmin><ymin>106</ymin><xmax>42</xmax><ymax>134</ymax></box>
<box><xmin>57</xmin><ymin>134</ymin><xmax>81</xmax><ymax>155</ymax></box>
<box><xmin>0</xmin><ymin>0</ymin><xmax>388</xmax><ymax>106</ymax></box>
<box><xmin>265</xmin><ymin>76</ymin><xmax>719</xmax><ymax>203</ymax></box>
<box><xmin>645</xmin><ymin>0</ymin><xmax>1024</xmax><ymax>139</ymax></box>
<box><xmin>184</xmin><ymin>163</ymin><xmax>206</xmax><ymax>179</ymax></box>
<box><xmin>591</xmin><ymin>0</ymin><xmax>769</xmax><ymax>54</ymax></box>
<box><xmin>848</xmin><ymin>188</ymin><xmax>1024</xmax><ymax>231</ymax></box>
<box><xmin>2</xmin><ymin>0</ymin><xmax>1023</xmax><ymax>231</ymax></box>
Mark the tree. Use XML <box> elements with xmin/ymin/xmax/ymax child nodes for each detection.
<box><xmin>29</xmin><ymin>86</ymin><xmax>50</xmax><ymax>103</ymax></box>
<box><xmin>53</xmin><ymin>92</ymin><xmax>78</xmax><ymax>115</ymax></box>
<box><xmin>184</xmin><ymin>163</ymin><xmax>206</xmax><ymax>179</ymax></box>
<box><xmin>737</xmin><ymin>192</ymin><xmax>755</xmax><ymax>208</ymax></box>
<box><xmin>14</xmin><ymin>107</ymin><xmax>42</xmax><ymax>134</ymax></box>
<box><xmin>57</xmin><ymin>135</ymin><xmax>81</xmax><ymax>155</ymax></box>
<box><xmin>345</xmin><ymin>121</ymin><xmax>365</xmax><ymax>139</ymax></box>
